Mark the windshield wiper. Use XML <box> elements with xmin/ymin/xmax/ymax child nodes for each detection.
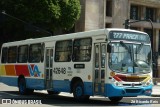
<box><xmin>136</xmin><ymin>43</ymin><xmax>144</xmax><ymax>54</ymax></box>
<box><xmin>120</xmin><ymin>41</ymin><xmax>132</xmax><ymax>60</ymax></box>
<box><xmin>120</xmin><ymin>41</ymin><xmax>129</xmax><ymax>52</ymax></box>
<box><xmin>120</xmin><ymin>41</ymin><xmax>134</xmax><ymax>73</ymax></box>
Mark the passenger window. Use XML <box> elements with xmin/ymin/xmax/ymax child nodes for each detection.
<box><xmin>55</xmin><ymin>40</ymin><xmax>72</xmax><ymax>62</ymax></box>
<box><xmin>1</xmin><ymin>47</ymin><xmax>8</xmax><ymax>63</ymax></box>
<box><xmin>29</xmin><ymin>44</ymin><xmax>42</xmax><ymax>63</ymax></box>
<box><xmin>73</xmin><ymin>38</ymin><xmax>92</xmax><ymax>62</ymax></box>
<box><xmin>8</xmin><ymin>46</ymin><xmax>17</xmax><ymax>63</ymax></box>
<box><xmin>18</xmin><ymin>45</ymin><xmax>28</xmax><ymax>63</ymax></box>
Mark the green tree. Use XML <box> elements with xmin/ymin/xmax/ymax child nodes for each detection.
<box><xmin>0</xmin><ymin>0</ymin><xmax>81</xmax><ymax>32</ymax></box>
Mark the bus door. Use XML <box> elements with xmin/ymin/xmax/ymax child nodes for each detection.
<box><xmin>45</xmin><ymin>48</ymin><xmax>53</xmax><ymax>89</ymax></box>
<box><xmin>94</xmin><ymin>43</ymin><xmax>106</xmax><ymax>95</ymax></box>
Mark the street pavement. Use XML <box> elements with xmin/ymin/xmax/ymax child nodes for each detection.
<box><xmin>152</xmin><ymin>83</ymin><xmax>160</xmax><ymax>97</ymax></box>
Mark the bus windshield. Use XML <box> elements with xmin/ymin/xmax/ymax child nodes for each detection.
<box><xmin>109</xmin><ymin>42</ymin><xmax>152</xmax><ymax>74</ymax></box>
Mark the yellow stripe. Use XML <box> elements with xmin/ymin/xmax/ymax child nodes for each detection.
<box><xmin>0</xmin><ymin>65</ymin><xmax>6</xmax><ymax>75</ymax></box>
<box><xmin>141</xmin><ymin>75</ymin><xmax>151</xmax><ymax>82</ymax></box>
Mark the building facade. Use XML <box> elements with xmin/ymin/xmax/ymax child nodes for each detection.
<box><xmin>75</xmin><ymin>0</ymin><xmax>160</xmax><ymax>77</ymax></box>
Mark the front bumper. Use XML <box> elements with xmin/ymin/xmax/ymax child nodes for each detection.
<box><xmin>105</xmin><ymin>84</ymin><xmax>152</xmax><ymax>97</ymax></box>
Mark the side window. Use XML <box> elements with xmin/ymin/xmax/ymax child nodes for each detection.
<box><xmin>55</xmin><ymin>40</ymin><xmax>72</xmax><ymax>62</ymax></box>
<box><xmin>8</xmin><ymin>46</ymin><xmax>17</xmax><ymax>63</ymax></box>
<box><xmin>29</xmin><ymin>43</ymin><xmax>42</xmax><ymax>63</ymax></box>
<box><xmin>73</xmin><ymin>38</ymin><xmax>92</xmax><ymax>62</ymax></box>
<box><xmin>18</xmin><ymin>45</ymin><xmax>28</xmax><ymax>63</ymax></box>
<box><xmin>1</xmin><ymin>47</ymin><xmax>8</xmax><ymax>63</ymax></box>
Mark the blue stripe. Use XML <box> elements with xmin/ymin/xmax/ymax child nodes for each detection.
<box><xmin>0</xmin><ymin>76</ymin><xmax>45</xmax><ymax>90</ymax></box>
<box><xmin>52</xmin><ymin>80</ymin><xmax>93</xmax><ymax>95</ymax></box>
<box><xmin>47</xmin><ymin>80</ymin><xmax>94</xmax><ymax>95</ymax></box>
<box><xmin>84</xmin><ymin>82</ymin><xmax>93</xmax><ymax>95</ymax></box>
<box><xmin>53</xmin><ymin>80</ymin><xmax>71</xmax><ymax>92</ymax></box>
<box><xmin>0</xmin><ymin>76</ymin><xmax>18</xmax><ymax>86</ymax></box>
<box><xmin>26</xmin><ymin>78</ymin><xmax>45</xmax><ymax>90</ymax></box>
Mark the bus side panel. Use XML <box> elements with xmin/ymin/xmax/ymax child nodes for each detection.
<box><xmin>0</xmin><ymin>65</ymin><xmax>6</xmax><ymax>75</ymax></box>
<box><xmin>84</xmin><ymin>82</ymin><xmax>93</xmax><ymax>95</ymax></box>
<box><xmin>52</xmin><ymin>62</ymin><xmax>93</xmax><ymax>95</ymax></box>
<box><xmin>26</xmin><ymin>78</ymin><xmax>45</xmax><ymax>90</ymax></box>
<box><xmin>0</xmin><ymin>76</ymin><xmax>18</xmax><ymax>87</ymax></box>
<box><xmin>25</xmin><ymin>63</ymin><xmax>45</xmax><ymax>90</ymax></box>
<box><xmin>52</xmin><ymin>80</ymin><xmax>93</xmax><ymax>96</ymax></box>
<box><xmin>0</xmin><ymin>64</ymin><xmax>18</xmax><ymax>86</ymax></box>
<box><xmin>53</xmin><ymin>80</ymin><xmax>71</xmax><ymax>92</ymax></box>
<box><xmin>0</xmin><ymin>64</ymin><xmax>45</xmax><ymax>90</ymax></box>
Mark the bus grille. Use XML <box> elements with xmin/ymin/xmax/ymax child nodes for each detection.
<box><xmin>119</xmin><ymin>76</ymin><xmax>146</xmax><ymax>82</ymax></box>
<box><xmin>125</xmin><ymin>89</ymin><xmax>141</xmax><ymax>93</ymax></box>
<box><xmin>123</xmin><ymin>84</ymin><xmax>142</xmax><ymax>86</ymax></box>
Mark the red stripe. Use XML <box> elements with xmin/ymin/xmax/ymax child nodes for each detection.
<box><xmin>113</xmin><ymin>75</ymin><xmax>122</xmax><ymax>81</ymax></box>
<box><xmin>15</xmin><ymin>65</ymin><xmax>30</xmax><ymax>76</ymax></box>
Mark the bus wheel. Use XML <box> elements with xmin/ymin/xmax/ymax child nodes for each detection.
<box><xmin>47</xmin><ymin>90</ymin><xmax>60</xmax><ymax>95</ymax></box>
<box><xmin>73</xmin><ymin>81</ymin><xmax>89</xmax><ymax>101</ymax></box>
<box><xmin>18</xmin><ymin>78</ymin><xmax>27</xmax><ymax>95</ymax></box>
<box><xmin>108</xmin><ymin>97</ymin><xmax>123</xmax><ymax>102</ymax></box>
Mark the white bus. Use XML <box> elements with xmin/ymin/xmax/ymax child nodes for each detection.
<box><xmin>0</xmin><ymin>28</ymin><xmax>153</xmax><ymax>102</ymax></box>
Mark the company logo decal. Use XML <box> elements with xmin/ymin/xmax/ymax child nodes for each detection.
<box><xmin>28</xmin><ymin>65</ymin><xmax>41</xmax><ymax>77</ymax></box>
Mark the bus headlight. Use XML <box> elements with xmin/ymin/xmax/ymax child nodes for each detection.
<box><xmin>141</xmin><ymin>79</ymin><xmax>152</xmax><ymax>86</ymax></box>
<box><xmin>115</xmin><ymin>81</ymin><xmax>123</xmax><ymax>86</ymax></box>
<box><xmin>112</xmin><ymin>78</ymin><xmax>123</xmax><ymax>86</ymax></box>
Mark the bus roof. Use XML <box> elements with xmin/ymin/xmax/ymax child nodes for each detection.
<box><xmin>2</xmin><ymin>28</ymin><xmax>148</xmax><ymax>47</ymax></box>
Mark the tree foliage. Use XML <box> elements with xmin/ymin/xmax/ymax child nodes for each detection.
<box><xmin>0</xmin><ymin>0</ymin><xmax>81</xmax><ymax>31</ymax></box>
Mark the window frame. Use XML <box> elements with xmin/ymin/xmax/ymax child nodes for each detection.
<box><xmin>106</xmin><ymin>0</ymin><xmax>112</xmax><ymax>17</ymax></box>
<box><xmin>130</xmin><ymin>5</ymin><xmax>139</xmax><ymax>20</ymax></box>
<box><xmin>8</xmin><ymin>46</ymin><xmax>17</xmax><ymax>63</ymax></box>
<box><xmin>29</xmin><ymin>43</ymin><xmax>43</xmax><ymax>63</ymax></box>
<box><xmin>55</xmin><ymin>40</ymin><xmax>72</xmax><ymax>62</ymax></box>
<box><xmin>18</xmin><ymin>45</ymin><xmax>28</xmax><ymax>63</ymax></box>
<box><xmin>73</xmin><ymin>38</ymin><xmax>92</xmax><ymax>62</ymax></box>
<box><xmin>1</xmin><ymin>47</ymin><xmax>8</xmax><ymax>63</ymax></box>
<box><xmin>145</xmin><ymin>7</ymin><xmax>156</xmax><ymax>22</ymax></box>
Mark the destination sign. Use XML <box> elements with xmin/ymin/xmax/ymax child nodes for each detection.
<box><xmin>109</xmin><ymin>31</ymin><xmax>150</xmax><ymax>43</ymax></box>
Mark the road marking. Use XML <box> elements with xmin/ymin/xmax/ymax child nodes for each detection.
<box><xmin>0</xmin><ymin>92</ymin><xmax>19</xmax><ymax>97</ymax></box>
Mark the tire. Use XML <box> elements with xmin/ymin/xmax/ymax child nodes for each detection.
<box><xmin>18</xmin><ymin>78</ymin><xmax>34</xmax><ymax>95</ymax></box>
<box><xmin>47</xmin><ymin>90</ymin><xmax>60</xmax><ymax>95</ymax></box>
<box><xmin>73</xmin><ymin>81</ymin><xmax>90</xmax><ymax>101</ymax></box>
<box><xmin>18</xmin><ymin>78</ymin><xmax>27</xmax><ymax>95</ymax></box>
<box><xmin>108</xmin><ymin>97</ymin><xmax>123</xmax><ymax>102</ymax></box>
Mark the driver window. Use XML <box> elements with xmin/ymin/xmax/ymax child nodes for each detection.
<box><xmin>111</xmin><ymin>43</ymin><xmax>127</xmax><ymax>64</ymax></box>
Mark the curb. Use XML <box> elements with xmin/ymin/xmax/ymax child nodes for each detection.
<box><xmin>152</xmin><ymin>85</ymin><xmax>160</xmax><ymax>97</ymax></box>
<box><xmin>151</xmin><ymin>94</ymin><xmax>160</xmax><ymax>97</ymax></box>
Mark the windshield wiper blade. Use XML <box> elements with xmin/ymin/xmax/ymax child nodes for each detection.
<box><xmin>120</xmin><ymin>41</ymin><xmax>129</xmax><ymax>52</ymax></box>
<box><xmin>136</xmin><ymin>43</ymin><xmax>144</xmax><ymax>54</ymax></box>
<box><xmin>120</xmin><ymin>41</ymin><xmax>134</xmax><ymax>73</ymax></box>
<box><xmin>120</xmin><ymin>41</ymin><xmax>132</xmax><ymax>53</ymax></box>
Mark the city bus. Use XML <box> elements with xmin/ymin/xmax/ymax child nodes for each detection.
<box><xmin>0</xmin><ymin>28</ymin><xmax>153</xmax><ymax>102</ymax></box>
